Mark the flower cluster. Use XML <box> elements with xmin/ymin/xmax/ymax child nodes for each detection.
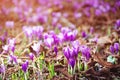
<box><xmin>110</xmin><ymin>43</ymin><xmax>120</xmax><ymax>54</ymax></box>
<box><xmin>63</xmin><ymin>40</ymin><xmax>80</xmax><ymax>68</ymax></box>
<box><xmin>2</xmin><ymin>38</ymin><xmax>16</xmax><ymax>53</ymax></box>
<box><xmin>79</xmin><ymin>45</ymin><xmax>91</xmax><ymax>61</ymax></box>
<box><xmin>23</xmin><ymin>26</ymin><xmax>44</xmax><ymax>40</ymax></box>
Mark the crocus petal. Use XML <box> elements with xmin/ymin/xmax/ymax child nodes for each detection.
<box><xmin>68</xmin><ymin>58</ymin><xmax>75</xmax><ymax>68</ymax></box>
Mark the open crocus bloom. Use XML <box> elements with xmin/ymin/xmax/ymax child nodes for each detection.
<box><xmin>8</xmin><ymin>54</ymin><xmax>18</xmax><ymax>64</ymax></box>
<box><xmin>79</xmin><ymin>45</ymin><xmax>91</xmax><ymax>61</ymax></box>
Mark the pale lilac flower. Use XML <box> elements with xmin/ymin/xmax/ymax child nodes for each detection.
<box><xmin>5</xmin><ymin>21</ymin><xmax>14</xmax><ymax>28</ymax></box>
<box><xmin>31</xmin><ymin>41</ymin><xmax>41</xmax><ymax>54</ymax></box>
<box><xmin>22</xmin><ymin>60</ymin><xmax>29</xmax><ymax>73</ymax></box>
<box><xmin>32</xmin><ymin>26</ymin><xmax>44</xmax><ymax>39</ymax></box>
<box><xmin>44</xmin><ymin>37</ymin><xmax>54</xmax><ymax>48</ymax></box>
<box><xmin>90</xmin><ymin>37</ymin><xmax>98</xmax><ymax>43</ymax></box>
<box><xmin>74</xmin><ymin>12</ymin><xmax>82</xmax><ymax>19</ymax></box>
<box><xmin>90</xmin><ymin>27</ymin><xmax>94</xmax><ymax>34</ymax></box>
<box><xmin>57</xmin><ymin>33</ymin><xmax>64</xmax><ymax>42</ymax></box>
<box><xmin>7</xmin><ymin>38</ymin><xmax>16</xmax><ymax>52</ymax></box>
<box><xmin>71</xmin><ymin>40</ymin><xmax>80</xmax><ymax>49</ymax></box>
<box><xmin>0</xmin><ymin>64</ymin><xmax>5</xmax><ymax>73</ymax></box>
<box><xmin>23</xmin><ymin>26</ymin><xmax>33</xmax><ymax>38</ymax></box>
<box><xmin>8</xmin><ymin>54</ymin><xmax>18</xmax><ymax>64</ymax></box>
<box><xmin>95</xmin><ymin>9</ymin><xmax>102</xmax><ymax>16</ymax></box>
<box><xmin>2</xmin><ymin>45</ymin><xmax>9</xmax><ymax>53</ymax></box>
<box><xmin>8</xmin><ymin>38</ymin><xmax>15</xmax><ymax>45</ymax></box>
<box><xmin>61</xmin><ymin>27</ymin><xmax>71</xmax><ymax>34</ymax></box>
<box><xmin>1</xmin><ymin>7</ymin><xmax>10</xmax><ymax>15</ymax></box>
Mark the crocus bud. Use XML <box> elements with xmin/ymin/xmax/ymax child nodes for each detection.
<box><xmin>81</xmin><ymin>31</ymin><xmax>87</xmax><ymax>38</ymax></box>
<box><xmin>29</xmin><ymin>53</ymin><xmax>34</xmax><ymax>61</ymax></box>
<box><xmin>22</xmin><ymin>60</ymin><xmax>29</xmax><ymax>73</ymax></box>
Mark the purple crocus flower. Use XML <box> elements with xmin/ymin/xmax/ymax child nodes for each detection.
<box><xmin>66</xmin><ymin>30</ymin><xmax>78</xmax><ymax>41</ymax></box>
<box><xmin>5</xmin><ymin>21</ymin><xmax>14</xmax><ymax>28</ymax></box>
<box><xmin>81</xmin><ymin>31</ymin><xmax>87</xmax><ymax>38</ymax></box>
<box><xmin>114</xmin><ymin>43</ymin><xmax>120</xmax><ymax>53</ymax></box>
<box><xmin>95</xmin><ymin>9</ymin><xmax>102</xmax><ymax>16</ymax></box>
<box><xmin>63</xmin><ymin>46</ymin><xmax>70</xmax><ymax>60</ymax></box>
<box><xmin>7</xmin><ymin>38</ymin><xmax>16</xmax><ymax>52</ymax></box>
<box><xmin>0</xmin><ymin>64</ymin><xmax>5</xmax><ymax>73</ymax></box>
<box><xmin>80</xmin><ymin>45</ymin><xmax>91</xmax><ymax>61</ymax></box>
<box><xmin>114</xmin><ymin>19</ymin><xmax>120</xmax><ymax>30</ymax></box>
<box><xmin>68</xmin><ymin>58</ymin><xmax>75</xmax><ymax>68</ymax></box>
<box><xmin>71</xmin><ymin>40</ymin><xmax>80</xmax><ymax>49</ymax></box>
<box><xmin>52</xmin><ymin>34</ymin><xmax>59</xmax><ymax>45</ymax></box>
<box><xmin>110</xmin><ymin>45</ymin><xmax>115</xmax><ymax>54</ymax></box>
<box><xmin>8</xmin><ymin>38</ymin><xmax>15</xmax><ymax>45</ymax></box>
<box><xmin>110</xmin><ymin>43</ymin><xmax>120</xmax><ymax>54</ymax></box>
<box><xmin>44</xmin><ymin>37</ymin><xmax>54</xmax><ymax>48</ymax></box>
<box><xmin>72</xmin><ymin>47</ymin><xmax>79</xmax><ymax>57</ymax></box>
<box><xmin>29</xmin><ymin>53</ymin><xmax>34</xmax><ymax>61</ymax></box>
<box><xmin>54</xmin><ymin>46</ymin><xmax>58</xmax><ymax>55</ymax></box>
<box><xmin>23</xmin><ymin>26</ymin><xmax>33</xmax><ymax>39</ymax></box>
<box><xmin>22</xmin><ymin>60</ymin><xmax>29</xmax><ymax>73</ymax></box>
<box><xmin>32</xmin><ymin>26</ymin><xmax>43</xmax><ymax>39</ymax></box>
<box><xmin>2</xmin><ymin>45</ymin><xmax>9</xmax><ymax>53</ymax></box>
<box><xmin>57</xmin><ymin>33</ymin><xmax>64</xmax><ymax>43</ymax></box>
<box><xmin>90</xmin><ymin>27</ymin><xmax>94</xmax><ymax>34</ymax></box>
<box><xmin>8</xmin><ymin>54</ymin><xmax>18</xmax><ymax>64</ymax></box>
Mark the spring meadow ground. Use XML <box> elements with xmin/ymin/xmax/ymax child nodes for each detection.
<box><xmin>0</xmin><ymin>0</ymin><xmax>120</xmax><ymax>80</ymax></box>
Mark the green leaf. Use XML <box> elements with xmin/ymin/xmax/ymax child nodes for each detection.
<box><xmin>0</xmin><ymin>76</ymin><xmax>2</xmax><ymax>80</ymax></box>
<box><xmin>107</xmin><ymin>55</ymin><xmax>116</xmax><ymax>64</ymax></box>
